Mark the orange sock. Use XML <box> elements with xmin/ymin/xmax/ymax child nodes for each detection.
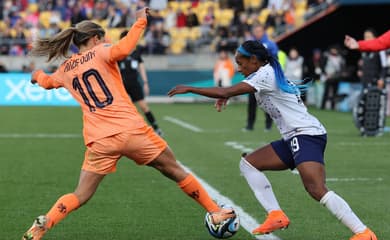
<box><xmin>178</xmin><ymin>174</ymin><xmax>220</xmax><ymax>212</ymax></box>
<box><xmin>46</xmin><ymin>193</ymin><xmax>80</xmax><ymax>228</ymax></box>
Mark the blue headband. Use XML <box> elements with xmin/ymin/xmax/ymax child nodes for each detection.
<box><xmin>237</xmin><ymin>45</ymin><xmax>252</xmax><ymax>57</ymax></box>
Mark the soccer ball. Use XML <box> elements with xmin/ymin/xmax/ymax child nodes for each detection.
<box><xmin>204</xmin><ymin>206</ymin><xmax>240</xmax><ymax>239</ymax></box>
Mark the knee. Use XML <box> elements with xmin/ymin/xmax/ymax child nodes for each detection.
<box><xmin>239</xmin><ymin>157</ymin><xmax>256</xmax><ymax>175</ymax></box>
<box><xmin>303</xmin><ymin>183</ymin><xmax>328</xmax><ymax>201</ymax></box>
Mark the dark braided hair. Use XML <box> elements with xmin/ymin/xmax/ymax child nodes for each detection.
<box><xmin>238</xmin><ymin>40</ymin><xmax>300</xmax><ymax>94</ymax></box>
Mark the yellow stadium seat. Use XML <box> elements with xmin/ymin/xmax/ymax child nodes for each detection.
<box><xmin>258</xmin><ymin>8</ymin><xmax>270</xmax><ymax>24</ymax></box>
<box><xmin>252</xmin><ymin>0</ymin><xmax>263</xmax><ymax>8</ymax></box>
<box><xmin>168</xmin><ymin>1</ymin><xmax>180</xmax><ymax>12</ymax></box>
<box><xmin>179</xmin><ymin>1</ymin><xmax>192</xmax><ymax>12</ymax></box>
<box><xmin>189</xmin><ymin>27</ymin><xmax>201</xmax><ymax>41</ymax></box>
<box><xmin>217</xmin><ymin>9</ymin><xmax>234</xmax><ymax>26</ymax></box>
<box><xmin>170</xmin><ymin>39</ymin><xmax>186</xmax><ymax>54</ymax></box>
<box><xmin>28</xmin><ymin>3</ymin><xmax>39</xmax><ymax>13</ymax></box>
<box><xmin>0</xmin><ymin>21</ymin><xmax>6</xmax><ymax>31</ymax></box>
<box><xmin>108</xmin><ymin>28</ymin><xmax>124</xmax><ymax>43</ymax></box>
<box><xmin>39</xmin><ymin>11</ymin><xmax>52</xmax><ymax>28</ymax></box>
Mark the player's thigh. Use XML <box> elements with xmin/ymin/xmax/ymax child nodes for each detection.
<box><xmin>82</xmin><ymin>135</ymin><xmax>123</xmax><ymax>175</ymax></box>
<box><xmin>245</xmin><ymin>143</ymin><xmax>289</xmax><ymax>171</ymax></box>
<box><xmin>121</xmin><ymin>126</ymin><xmax>167</xmax><ymax>165</ymax></box>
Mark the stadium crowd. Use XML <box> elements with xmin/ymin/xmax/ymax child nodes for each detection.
<box><xmin>0</xmin><ymin>0</ymin><xmax>333</xmax><ymax>56</ymax></box>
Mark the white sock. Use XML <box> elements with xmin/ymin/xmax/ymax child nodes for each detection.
<box><xmin>320</xmin><ymin>191</ymin><xmax>366</xmax><ymax>234</ymax></box>
<box><xmin>239</xmin><ymin>158</ymin><xmax>281</xmax><ymax>213</ymax></box>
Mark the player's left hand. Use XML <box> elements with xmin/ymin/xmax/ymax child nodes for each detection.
<box><xmin>215</xmin><ymin>98</ymin><xmax>228</xmax><ymax>112</ymax></box>
<box><xmin>168</xmin><ymin>85</ymin><xmax>191</xmax><ymax>97</ymax></box>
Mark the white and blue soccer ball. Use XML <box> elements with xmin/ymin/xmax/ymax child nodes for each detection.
<box><xmin>204</xmin><ymin>206</ymin><xmax>240</xmax><ymax>239</ymax></box>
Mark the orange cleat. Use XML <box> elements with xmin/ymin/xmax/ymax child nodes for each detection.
<box><xmin>22</xmin><ymin>216</ymin><xmax>49</xmax><ymax>240</ymax></box>
<box><xmin>350</xmin><ymin>228</ymin><xmax>377</xmax><ymax>240</ymax></box>
<box><xmin>252</xmin><ymin>210</ymin><xmax>290</xmax><ymax>235</ymax></box>
<box><xmin>210</xmin><ymin>208</ymin><xmax>236</xmax><ymax>225</ymax></box>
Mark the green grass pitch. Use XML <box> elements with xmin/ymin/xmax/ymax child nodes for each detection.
<box><xmin>1</xmin><ymin>103</ymin><xmax>389</xmax><ymax>239</ymax></box>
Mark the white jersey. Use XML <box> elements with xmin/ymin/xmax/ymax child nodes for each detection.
<box><xmin>243</xmin><ymin>63</ymin><xmax>327</xmax><ymax>140</ymax></box>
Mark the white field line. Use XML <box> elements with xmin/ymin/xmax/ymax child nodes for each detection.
<box><xmin>179</xmin><ymin>162</ymin><xmax>282</xmax><ymax>240</ymax></box>
<box><xmin>0</xmin><ymin>133</ymin><xmax>81</xmax><ymax>138</ymax></box>
<box><xmin>224</xmin><ymin>141</ymin><xmax>384</xmax><ymax>181</ymax></box>
<box><xmin>163</xmin><ymin>116</ymin><xmax>203</xmax><ymax>132</ymax></box>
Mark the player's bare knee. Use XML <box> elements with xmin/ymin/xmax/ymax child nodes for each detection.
<box><xmin>239</xmin><ymin>157</ymin><xmax>256</xmax><ymax>174</ymax></box>
<box><xmin>304</xmin><ymin>183</ymin><xmax>327</xmax><ymax>201</ymax></box>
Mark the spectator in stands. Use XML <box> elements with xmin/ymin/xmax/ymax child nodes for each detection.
<box><xmin>164</xmin><ymin>6</ymin><xmax>177</xmax><ymax>30</ymax></box>
<box><xmin>149</xmin><ymin>10</ymin><xmax>165</xmax><ymax>26</ymax></box>
<box><xmin>54</xmin><ymin>0</ymin><xmax>71</xmax><ymax>21</ymax></box>
<box><xmin>304</xmin><ymin>48</ymin><xmax>326</xmax><ymax>108</ymax></box>
<box><xmin>116</xmin><ymin>3</ymin><xmax>135</xmax><ymax>28</ymax></box>
<box><xmin>321</xmin><ymin>45</ymin><xmax>345</xmax><ymax>110</ymax></box>
<box><xmin>244</xmin><ymin>23</ymin><xmax>278</xmax><ymax>132</ymax></box>
<box><xmin>345</xmin><ymin>30</ymin><xmax>390</xmax><ymax>52</ymax></box>
<box><xmin>186</xmin><ymin>7</ymin><xmax>199</xmax><ymax>28</ymax></box>
<box><xmin>92</xmin><ymin>0</ymin><xmax>109</xmax><ymax>21</ymax></box>
<box><xmin>70</xmin><ymin>3</ymin><xmax>89</xmax><ymax>25</ymax></box>
<box><xmin>144</xmin><ymin>22</ymin><xmax>170</xmax><ymax>54</ymax></box>
<box><xmin>305</xmin><ymin>0</ymin><xmax>329</xmax><ymax>20</ymax></box>
<box><xmin>150</xmin><ymin>0</ymin><xmax>167</xmax><ymax>11</ymax></box>
<box><xmin>200</xmin><ymin>5</ymin><xmax>215</xmax><ymax>44</ymax></box>
<box><xmin>176</xmin><ymin>9</ymin><xmax>187</xmax><ymax>28</ymax></box>
<box><xmin>358</xmin><ymin>28</ymin><xmax>387</xmax><ymax>89</ymax></box>
<box><xmin>106</xmin><ymin>5</ymin><xmax>122</xmax><ymax>28</ymax></box>
<box><xmin>234</xmin><ymin>12</ymin><xmax>250</xmax><ymax>38</ymax></box>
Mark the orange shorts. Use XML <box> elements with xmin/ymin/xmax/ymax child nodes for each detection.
<box><xmin>82</xmin><ymin>126</ymin><xmax>167</xmax><ymax>174</ymax></box>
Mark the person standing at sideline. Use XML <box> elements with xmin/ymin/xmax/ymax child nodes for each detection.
<box><xmin>22</xmin><ymin>7</ymin><xmax>234</xmax><ymax>240</ymax></box>
<box><xmin>245</xmin><ymin>23</ymin><xmax>278</xmax><ymax>132</ymax></box>
<box><xmin>168</xmin><ymin>40</ymin><xmax>377</xmax><ymax>240</ymax></box>
<box><xmin>357</xmin><ymin>28</ymin><xmax>387</xmax><ymax>89</ymax></box>
<box><xmin>213</xmin><ymin>48</ymin><xmax>235</xmax><ymax>87</ymax></box>
<box><xmin>118</xmin><ymin>30</ymin><xmax>163</xmax><ymax>136</ymax></box>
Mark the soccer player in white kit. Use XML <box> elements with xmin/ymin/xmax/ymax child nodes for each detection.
<box><xmin>168</xmin><ymin>40</ymin><xmax>377</xmax><ymax>240</ymax></box>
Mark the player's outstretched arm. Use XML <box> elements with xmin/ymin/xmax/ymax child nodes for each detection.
<box><xmin>168</xmin><ymin>82</ymin><xmax>255</xmax><ymax>99</ymax></box>
<box><xmin>31</xmin><ymin>70</ymin><xmax>62</xmax><ymax>89</ymax></box>
<box><xmin>110</xmin><ymin>7</ymin><xmax>149</xmax><ymax>61</ymax></box>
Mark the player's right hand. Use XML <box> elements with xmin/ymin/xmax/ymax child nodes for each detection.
<box><xmin>136</xmin><ymin>7</ymin><xmax>149</xmax><ymax>20</ymax></box>
<box><xmin>31</xmin><ymin>70</ymin><xmax>39</xmax><ymax>84</ymax></box>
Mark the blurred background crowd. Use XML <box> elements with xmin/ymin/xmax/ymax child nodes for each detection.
<box><xmin>0</xmin><ymin>0</ymin><xmax>333</xmax><ymax>56</ymax></box>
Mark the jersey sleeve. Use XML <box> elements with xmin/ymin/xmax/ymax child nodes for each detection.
<box><xmin>109</xmin><ymin>18</ymin><xmax>147</xmax><ymax>62</ymax></box>
<box><xmin>243</xmin><ymin>67</ymin><xmax>273</xmax><ymax>93</ymax></box>
<box><xmin>32</xmin><ymin>70</ymin><xmax>63</xmax><ymax>89</ymax></box>
<box><xmin>358</xmin><ymin>30</ymin><xmax>390</xmax><ymax>52</ymax></box>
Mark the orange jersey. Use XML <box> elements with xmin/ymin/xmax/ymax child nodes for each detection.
<box><xmin>33</xmin><ymin>18</ymin><xmax>148</xmax><ymax>145</ymax></box>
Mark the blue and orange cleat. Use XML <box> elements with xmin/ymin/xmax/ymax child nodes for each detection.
<box><xmin>350</xmin><ymin>228</ymin><xmax>377</xmax><ymax>240</ymax></box>
<box><xmin>252</xmin><ymin>210</ymin><xmax>290</xmax><ymax>235</ymax></box>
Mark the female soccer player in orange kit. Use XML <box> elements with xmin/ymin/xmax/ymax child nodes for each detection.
<box><xmin>22</xmin><ymin>7</ymin><xmax>233</xmax><ymax>240</ymax></box>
